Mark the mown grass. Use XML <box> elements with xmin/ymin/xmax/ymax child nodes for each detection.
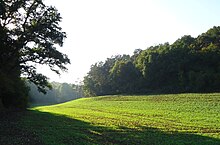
<box><xmin>1</xmin><ymin>93</ymin><xmax>220</xmax><ymax>145</ymax></box>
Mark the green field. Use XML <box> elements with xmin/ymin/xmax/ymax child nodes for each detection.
<box><xmin>1</xmin><ymin>93</ymin><xmax>220</xmax><ymax>145</ymax></box>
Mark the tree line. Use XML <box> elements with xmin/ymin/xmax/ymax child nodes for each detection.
<box><xmin>29</xmin><ymin>82</ymin><xmax>83</xmax><ymax>105</ymax></box>
<box><xmin>1</xmin><ymin>1</ymin><xmax>220</xmax><ymax>109</ymax></box>
<box><xmin>83</xmin><ymin>26</ymin><xmax>220</xmax><ymax>97</ymax></box>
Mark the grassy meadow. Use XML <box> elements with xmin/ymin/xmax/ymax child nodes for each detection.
<box><xmin>0</xmin><ymin>93</ymin><xmax>220</xmax><ymax>145</ymax></box>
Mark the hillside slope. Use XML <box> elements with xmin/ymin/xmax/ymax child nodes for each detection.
<box><xmin>25</xmin><ymin>93</ymin><xmax>220</xmax><ymax>145</ymax></box>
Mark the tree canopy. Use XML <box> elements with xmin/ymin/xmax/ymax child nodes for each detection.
<box><xmin>83</xmin><ymin>26</ymin><xmax>220</xmax><ymax>97</ymax></box>
<box><xmin>0</xmin><ymin>0</ymin><xmax>70</xmax><ymax>108</ymax></box>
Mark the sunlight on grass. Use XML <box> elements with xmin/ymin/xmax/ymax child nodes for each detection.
<box><xmin>28</xmin><ymin>93</ymin><xmax>220</xmax><ymax>145</ymax></box>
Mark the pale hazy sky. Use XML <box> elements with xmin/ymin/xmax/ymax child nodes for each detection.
<box><xmin>38</xmin><ymin>0</ymin><xmax>220</xmax><ymax>84</ymax></box>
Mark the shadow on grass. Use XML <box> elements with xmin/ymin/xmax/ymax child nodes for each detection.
<box><xmin>0</xmin><ymin>110</ymin><xmax>43</xmax><ymax>145</ymax></box>
<box><xmin>0</xmin><ymin>110</ymin><xmax>220</xmax><ymax>145</ymax></box>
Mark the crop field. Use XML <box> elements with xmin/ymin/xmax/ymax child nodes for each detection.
<box><xmin>1</xmin><ymin>93</ymin><xmax>220</xmax><ymax>145</ymax></box>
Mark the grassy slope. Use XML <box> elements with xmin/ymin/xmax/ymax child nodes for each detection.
<box><xmin>1</xmin><ymin>93</ymin><xmax>220</xmax><ymax>145</ymax></box>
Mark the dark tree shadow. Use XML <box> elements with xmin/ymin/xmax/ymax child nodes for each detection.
<box><xmin>0</xmin><ymin>110</ymin><xmax>220</xmax><ymax>145</ymax></box>
<box><xmin>0</xmin><ymin>110</ymin><xmax>43</xmax><ymax>145</ymax></box>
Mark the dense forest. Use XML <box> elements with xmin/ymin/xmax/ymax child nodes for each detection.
<box><xmin>83</xmin><ymin>26</ymin><xmax>220</xmax><ymax>97</ymax></box>
<box><xmin>28</xmin><ymin>82</ymin><xmax>83</xmax><ymax>105</ymax></box>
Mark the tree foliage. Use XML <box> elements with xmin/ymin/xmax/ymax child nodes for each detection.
<box><xmin>29</xmin><ymin>82</ymin><xmax>83</xmax><ymax>105</ymax></box>
<box><xmin>0</xmin><ymin>0</ymin><xmax>70</xmax><ymax>108</ymax></box>
<box><xmin>83</xmin><ymin>26</ymin><xmax>220</xmax><ymax>96</ymax></box>
<box><xmin>83</xmin><ymin>55</ymin><xmax>143</xmax><ymax>96</ymax></box>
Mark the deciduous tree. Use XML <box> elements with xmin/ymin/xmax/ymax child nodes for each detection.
<box><xmin>0</xmin><ymin>0</ymin><xmax>70</xmax><ymax>108</ymax></box>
